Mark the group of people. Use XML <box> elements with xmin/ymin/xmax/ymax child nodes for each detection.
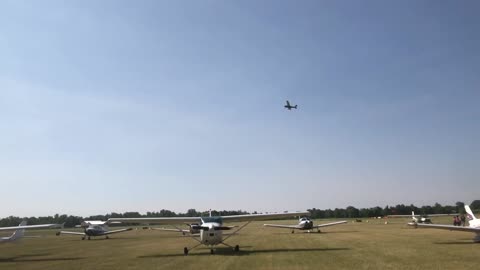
<box><xmin>453</xmin><ymin>215</ymin><xmax>466</xmax><ymax>226</ymax></box>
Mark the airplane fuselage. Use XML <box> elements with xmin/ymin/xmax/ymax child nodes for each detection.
<box><xmin>298</xmin><ymin>219</ymin><xmax>314</xmax><ymax>230</ymax></box>
<box><xmin>199</xmin><ymin>222</ymin><xmax>223</xmax><ymax>246</ymax></box>
<box><xmin>85</xmin><ymin>224</ymin><xmax>109</xmax><ymax>236</ymax></box>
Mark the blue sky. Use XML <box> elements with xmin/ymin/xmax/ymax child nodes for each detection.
<box><xmin>0</xmin><ymin>0</ymin><xmax>479</xmax><ymax>217</ymax></box>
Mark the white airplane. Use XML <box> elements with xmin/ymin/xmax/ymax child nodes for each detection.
<box><xmin>56</xmin><ymin>220</ymin><xmax>132</xmax><ymax>240</ymax></box>
<box><xmin>408</xmin><ymin>205</ymin><xmax>480</xmax><ymax>242</ymax></box>
<box><xmin>0</xmin><ymin>221</ymin><xmax>61</xmax><ymax>243</ymax></box>
<box><xmin>390</xmin><ymin>212</ymin><xmax>458</xmax><ymax>224</ymax></box>
<box><xmin>108</xmin><ymin>211</ymin><xmax>309</xmax><ymax>255</ymax></box>
<box><xmin>264</xmin><ymin>217</ymin><xmax>347</xmax><ymax>233</ymax></box>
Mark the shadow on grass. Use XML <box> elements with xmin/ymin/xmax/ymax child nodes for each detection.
<box><xmin>272</xmin><ymin>230</ymin><xmax>358</xmax><ymax>235</ymax></box>
<box><xmin>138</xmin><ymin>247</ymin><xmax>350</xmax><ymax>258</ymax></box>
<box><xmin>434</xmin><ymin>241</ymin><xmax>478</xmax><ymax>245</ymax></box>
<box><xmin>0</xmin><ymin>253</ymin><xmax>84</xmax><ymax>263</ymax></box>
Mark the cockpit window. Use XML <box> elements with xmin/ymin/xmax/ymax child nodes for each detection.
<box><xmin>202</xmin><ymin>217</ymin><xmax>223</xmax><ymax>224</ymax></box>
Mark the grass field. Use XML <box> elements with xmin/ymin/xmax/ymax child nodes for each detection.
<box><xmin>0</xmin><ymin>217</ymin><xmax>479</xmax><ymax>270</ymax></box>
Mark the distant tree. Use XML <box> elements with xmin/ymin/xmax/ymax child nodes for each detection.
<box><xmin>455</xmin><ymin>202</ymin><xmax>465</xmax><ymax>214</ymax></box>
<box><xmin>345</xmin><ymin>206</ymin><xmax>359</xmax><ymax>218</ymax></box>
<box><xmin>470</xmin><ymin>200</ymin><xmax>480</xmax><ymax>210</ymax></box>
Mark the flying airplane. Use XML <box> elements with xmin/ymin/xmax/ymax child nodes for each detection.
<box><xmin>264</xmin><ymin>217</ymin><xmax>347</xmax><ymax>233</ymax></box>
<box><xmin>408</xmin><ymin>205</ymin><xmax>480</xmax><ymax>242</ymax></box>
<box><xmin>0</xmin><ymin>221</ymin><xmax>62</xmax><ymax>243</ymax></box>
<box><xmin>108</xmin><ymin>211</ymin><xmax>309</xmax><ymax>255</ymax></box>
<box><xmin>284</xmin><ymin>100</ymin><xmax>297</xmax><ymax>110</ymax></box>
<box><xmin>56</xmin><ymin>220</ymin><xmax>132</xmax><ymax>240</ymax></box>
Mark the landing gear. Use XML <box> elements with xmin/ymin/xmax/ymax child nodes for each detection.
<box><xmin>291</xmin><ymin>230</ymin><xmax>295</xmax><ymax>234</ymax></box>
<box><xmin>210</xmin><ymin>249</ymin><xmax>214</xmax><ymax>254</ymax></box>
<box><xmin>317</xmin><ymin>229</ymin><xmax>321</xmax><ymax>233</ymax></box>
<box><xmin>88</xmin><ymin>236</ymin><xmax>91</xmax><ymax>240</ymax></box>
<box><xmin>82</xmin><ymin>236</ymin><xmax>85</xmax><ymax>240</ymax></box>
<box><xmin>234</xmin><ymin>245</ymin><xmax>240</xmax><ymax>252</ymax></box>
<box><xmin>105</xmin><ymin>236</ymin><xmax>109</xmax><ymax>239</ymax></box>
<box><xmin>183</xmin><ymin>247</ymin><xmax>189</xmax><ymax>256</ymax></box>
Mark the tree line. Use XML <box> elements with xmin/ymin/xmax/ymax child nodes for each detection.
<box><xmin>1</xmin><ymin>201</ymin><xmax>479</xmax><ymax>228</ymax></box>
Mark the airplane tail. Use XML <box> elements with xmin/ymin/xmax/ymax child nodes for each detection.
<box><xmin>411</xmin><ymin>211</ymin><xmax>418</xmax><ymax>223</ymax></box>
<box><xmin>294</xmin><ymin>105</ymin><xmax>298</xmax><ymax>109</ymax></box>
<box><xmin>465</xmin><ymin>205</ymin><xmax>477</xmax><ymax>220</ymax></box>
<box><xmin>9</xmin><ymin>221</ymin><xmax>27</xmax><ymax>241</ymax></box>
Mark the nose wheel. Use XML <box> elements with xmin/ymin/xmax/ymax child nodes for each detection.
<box><xmin>183</xmin><ymin>247</ymin><xmax>188</xmax><ymax>255</ymax></box>
<box><xmin>234</xmin><ymin>245</ymin><xmax>240</xmax><ymax>252</ymax></box>
<box><xmin>210</xmin><ymin>249</ymin><xmax>214</xmax><ymax>254</ymax></box>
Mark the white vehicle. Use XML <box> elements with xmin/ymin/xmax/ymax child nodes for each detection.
<box><xmin>264</xmin><ymin>217</ymin><xmax>347</xmax><ymax>233</ymax></box>
<box><xmin>408</xmin><ymin>205</ymin><xmax>480</xmax><ymax>242</ymax></box>
<box><xmin>0</xmin><ymin>221</ymin><xmax>61</xmax><ymax>243</ymax></box>
<box><xmin>56</xmin><ymin>220</ymin><xmax>132</xmax><ymax>240</ymax></box>
<box><xmin>108</xmin><ymin>211</ymin><xmax>309</xmax><ymax>255</ymax></box>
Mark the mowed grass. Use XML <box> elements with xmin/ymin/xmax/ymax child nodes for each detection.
<box><xmin>0</xmin><ymin>217</ymin><xmax>479</xmax><ymax>270</ymax></box>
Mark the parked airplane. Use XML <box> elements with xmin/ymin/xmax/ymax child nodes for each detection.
<box><xmin>264</xmin><ymin>217</ymin><xmax>347</xmax><ymax>233</ymax></box>
<box><xmin>150</xmin><ymin>223</ymin><xmax>201</xmax><ymax>235</ymax></box>
<box><xmin>408</xmin><ymin>205</ymin><xmax>480</xmax><ymax>242</ymax></box>
<box><xmin>56</xmin><ymin>220</ymin><xmax>132</xmax><ymax>240</ymax></box>
<box><xmin>284</xmin><ymin>100</ymin><xmax>297</xmax><ymax>110</ymax></box>
<box><xmin>108</xmin><ymin>211</ymin><xmax>309</xmax><ymax>255</ymax></box>
<box><xmin>390</xmin><ymin>211</ymin><xmax>458</xmax><ymax>224</ymax></box>
<box><xmin>0</xmin><ymin>221</ymin><xmax>61</xmax><ymax>243</ymax></box>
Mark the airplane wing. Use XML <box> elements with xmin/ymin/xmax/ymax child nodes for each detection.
<box><xmin>102</xmin><ymin>228</ymin><xmax>133</xmax><ymax>235</ymax></box>
<box><xmin>108</xmin><ymin>212</ymin><xmax>309</xmax><ymax>224</ymax></box>
<box><xmin>221</xmin><ymin>212</ymin><xmax>310</xmax><ymax>222</ymax></box>
<box><xmin>408</xmin><ymin>222</ymin><xmax>480</xmax><ymax>233</ymax></box>
<box><xmin>56</xmin><ymin>231</ymin><xmax>85</xmax><ymax>236</ymax></box>
<box><xmin>151</xmin><ymin>227</ymin><xmax>190</xmax><ymax>233</ymax></box>
<box><xmin>286</xmin><ymin>100</ymin><xmax>291</xmax><ymax>106</ymax></box>
<box><xmin>263</xmin><ymin>224</ymin><xmax>301</xmax><ymax>229</ymax></box>
<box><xmin>107</xmin><ymin>217</ymin><xmax>201</xmax><ymax>225</ymax></box>
<box><xmin>0</xmin><ymin>224</ymin><xmax>61</xmax><ymax>231</ymax></box>
<box><xmin>313</xmin><ymin>220</ymin><xmax>348</xmax><ymax>228</ymax></box>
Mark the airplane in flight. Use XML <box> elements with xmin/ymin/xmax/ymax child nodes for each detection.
<box><xmin>408</xmin><ymin>205</ymin><xmax>480</xmax><ymax>242</ymax></box>
<box><xmin>264</xmin><ymin>217</ymin><xmax>347</xmax><ymax>233</ymax></box>
<box><xmin>0</xmin><ymin>221</ymin><xmax>62</xmax><ymax>243</ymax></box>
<box><xmin>56</xmin><ymin>220</ymin><xmax>132</xmax><ymax>240</ymax></box>
<box><xmin>284</xmin><ymin>100</ymin><xmax>297</xmax><ymax>110</ymax></box>
<box><xmin>108</xmin><ymin>211</ymin><xmax>309</xmax><ymax>255</ymax></box>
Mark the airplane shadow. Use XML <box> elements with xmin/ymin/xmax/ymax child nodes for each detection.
<box><xmin>137</xmin><ymin>247</ymin><xmax>350</xmax><ymax>258</ymax></box>
<box><xmin>0</xmin><ymin>253</ymin><xmax>84</xmax><ymax>263</ymax></box>
<box><xmin>272</xmin><ymin>230</ymin><xmax>358</xmax><ymax>235</ymax></box>
<box><xmin>433</xmin><ymin>241</ymin><xmax>478</xmax><ymax>245</ymax></box>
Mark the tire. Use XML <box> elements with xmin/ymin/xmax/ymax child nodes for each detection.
<box><xmin>234</xmin><ymin>245</ymin><xmax>239</xmax><ymax>252</ymax></box>
<box><xmin>183</xmin><ymin>247</ymin><xmax>188</xmax><ymax>256</ymax></box>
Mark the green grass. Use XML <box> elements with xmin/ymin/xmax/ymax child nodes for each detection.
<box><xmin>0</xmin><ymin>217</ymin><xmax>478</xmax><ymax>270</ymax></box>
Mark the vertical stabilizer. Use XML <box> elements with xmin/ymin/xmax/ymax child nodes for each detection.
<box><xmin>465</xmin><ymin>205</ymin><xmax>477</xmax><ymax>220</ymax></box>
<box><xmin>10</xmin><ymin>221</ymin><xmax>27</xmax><ymax>241</ymax></box>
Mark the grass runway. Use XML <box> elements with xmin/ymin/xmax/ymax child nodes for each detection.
<box><xmin>0</xmin><ymin>217</ymin><xmax>479</xmax><ymax>270</ymax></box>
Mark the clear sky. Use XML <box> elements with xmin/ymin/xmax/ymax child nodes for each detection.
<box><xmin>0</xmin><ymin>0</ymin><xmax>479</xmax><ymax>217</ymax></box>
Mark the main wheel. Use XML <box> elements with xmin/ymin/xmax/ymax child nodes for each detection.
<box><xmin>88</xmin><ymin>236</ymin><xmax>91</xmax><ymax>240</ymax></box>
<box><xmin>291</xmin><ymin>230</ymin><xmax>294</xmax><ymax>234</ymax></box>
<box><xmin>106</xmin><ymin>236</ymin><xmax>109</xmax><ymax>239</ymax></box>
<box><xmin>234</xmin><ymin>245</ymin><xmax>240</xmax><ymax>252</ymax></box>
<box><xmin>183</xmin><ymin>247</ymin><xmax>188</xmax><ymax>256</ymax></box>
<box><xmin>82</xmin><ymin>237</ymin><xmax>85</xmax><ymax>240</ymax></box>
<box><xmin>210</xmin><ymin>249</ymin><xmax>214</xmax><ymax>254</ymax></box>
